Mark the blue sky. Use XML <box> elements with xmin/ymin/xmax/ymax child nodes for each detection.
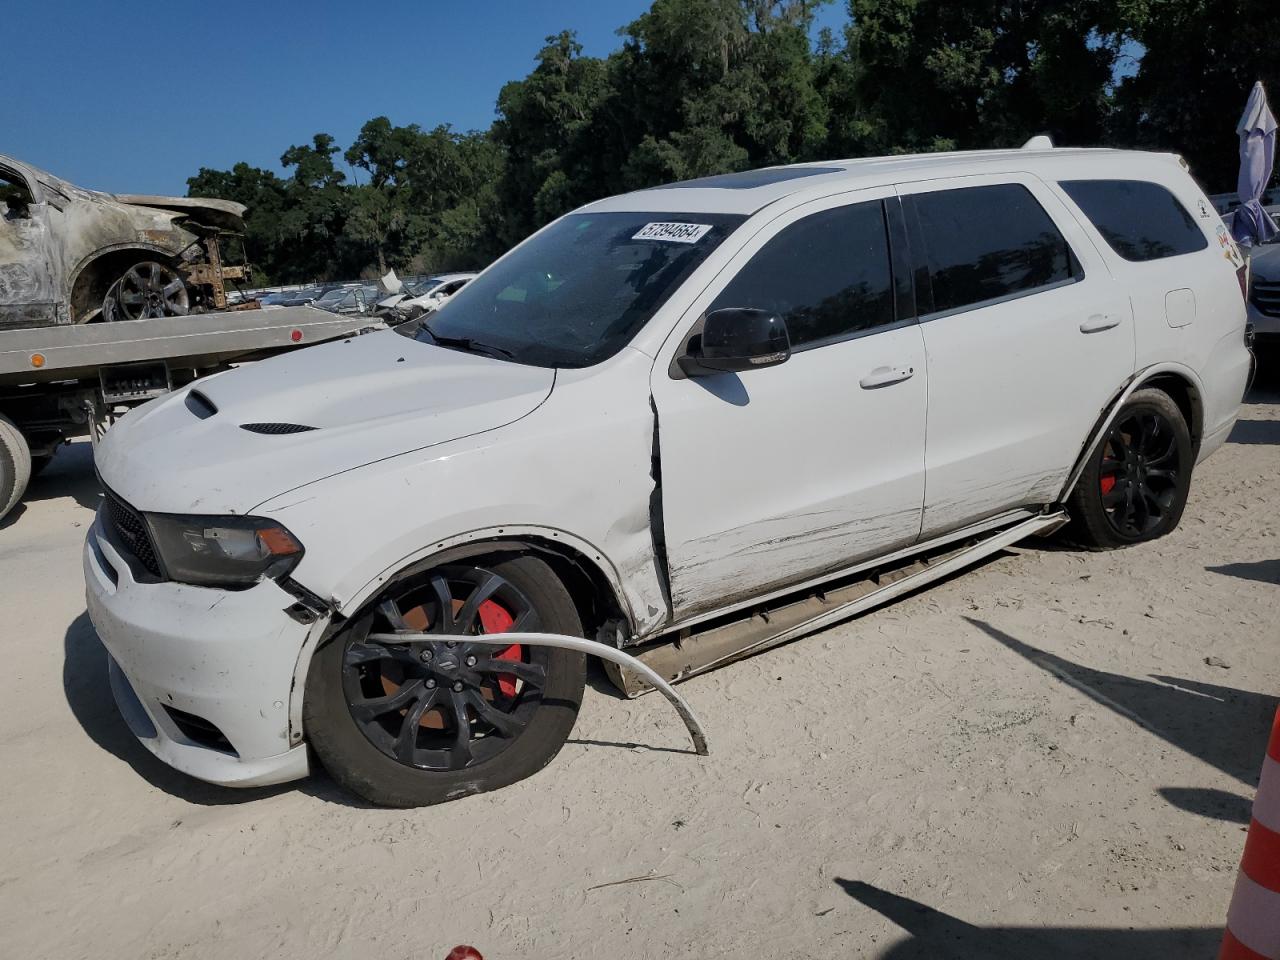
<box><xmin>2</xmin><ymin>1</ymin><xmax>849</xmax><ymax>196</ymax></box>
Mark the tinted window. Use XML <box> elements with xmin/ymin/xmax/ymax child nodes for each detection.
<box><xmin>710</xmin><ymin>200</ymin><xmax>895</xmax><ymax>348</ymax></box>
<box><xmin>421</xmin><ymin>212</ymin><xmax>743</xmax><ymax>368</ymax></box>
<box><xmin>908</xmin><ymin>184</ymin><xmax>1077</xmax><ymax>316</ymax></box>
<box><xmin>1060</xmin><ymin>179</ymin><xmax>1208</xmax><ymax>262</ymax></box>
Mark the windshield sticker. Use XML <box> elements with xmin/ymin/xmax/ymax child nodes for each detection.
<box><xmin>632</xmin><ymin>222</ymin><xmax>713</xmax><ymax>244</ymax></box>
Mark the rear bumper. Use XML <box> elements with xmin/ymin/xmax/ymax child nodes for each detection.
<box><xmin>83</xmin><ymin>516</ymin><xmax>311</xmax><ymax>788</ymax></box>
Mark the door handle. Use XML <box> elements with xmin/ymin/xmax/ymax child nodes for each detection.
<box><xmin>1079</xmin><ymin>313</ymin><xmax>1121</xmax><ymax>333</ymax></box>
<box><xmin>859</xmin><ymin>365</ymin><xmax>915</xmax><ymax>389</ymax></box>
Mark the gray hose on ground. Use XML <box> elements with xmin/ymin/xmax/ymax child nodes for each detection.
<box><xmin>366</xmin><ymin>630</ymin><xmax>710</xmax><ymax>756</ymax></box>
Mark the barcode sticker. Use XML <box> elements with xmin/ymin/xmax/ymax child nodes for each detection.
<box><xmin>632</xmin><ymin>222</ymin><xmax>713</xmax><ymax>244</ymax></box>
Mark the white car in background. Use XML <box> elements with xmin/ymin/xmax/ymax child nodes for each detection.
<box><xmin>85</xmin><ymin>145</ymin><xmax>1250</xmax><ymax>807</ymax></box>
<box><xmin>379</xmin><ymin>272</ymin><xmax>476</xmax><ymax>322</ymax></box>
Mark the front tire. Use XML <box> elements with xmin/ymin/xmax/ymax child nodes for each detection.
<box><xmin>1065</xmin><ymin>388</ymin><xmax>1193</xmax><ymax>549</ymax></box>
<box><xmin>305</xmin><ymin>555</ymin><xmax>586</xmax><ymax>807</ymax></box>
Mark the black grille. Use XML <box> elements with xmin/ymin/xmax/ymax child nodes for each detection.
<box><xmin>103</xmin><ymin>488</ymin><xmax>163</xmax><ymax>578</ymax></box>
<box><xmin>164</xmin><ymin>707</ymin><xmax>237</xmax><ymax>755</ymax></box>
<box><xmin>1250</xmin><ymin>279</ymin><xmax>1280</xmax><ymax>318</ymax></box>
<box><xmin>240</xmin><ymin>422</ymin><xmax>317</xmax><ymax>435</ymax></box>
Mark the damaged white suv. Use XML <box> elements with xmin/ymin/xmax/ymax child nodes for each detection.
<box><xmin>86</xmin><ymin>146</ymin><xmax>1251</xmax><ymax>806</ymax></box>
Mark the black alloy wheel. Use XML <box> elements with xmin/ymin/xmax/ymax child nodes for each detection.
<box><xmin>1065</xmin><ymin>387</ymin><xmax>1193</xmax><ymax>549</ymax></box>
<box><xmin>341</xmin><ymin>567</ymin><xmax>548</xmax><ymax>771</ymax></box>
<box><xmin>305</xmin><ymin>555</ymin><xmax>586</xmax><ymax>807</ymax></box>
<box><xmin>1097</xmin><ymin>409</ymin><xmax>1182</xmax><ymax>537</ymax></box>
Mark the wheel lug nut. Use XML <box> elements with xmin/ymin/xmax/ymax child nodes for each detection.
<box><xmin>465</xmin><ymin>655</ymin><xmax>477</xmax><ymax>667</ymax></box>
<box><xmin>426</xmin><ymin>678</ymin><xmax>437</xmax><ymax>689</ymax></box>
<box><xmin>452</xmin><ymin>681</ymin><xmax>463</xmax><ymax>692</ymax></box>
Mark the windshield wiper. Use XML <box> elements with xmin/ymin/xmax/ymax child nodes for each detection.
<box><xmin>419</xmin><ymin>322</ymin><xmax>515</xmax><ymax>360</ymax></box>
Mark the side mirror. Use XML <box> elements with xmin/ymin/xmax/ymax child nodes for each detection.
<box><xmin>678</xmin><ymin>308</ymin><xmax>791</xmax><ymax>377</ymax></box>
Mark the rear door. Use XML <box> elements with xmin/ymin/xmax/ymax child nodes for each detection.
<box><xmin>899</xmin><ymin>174</ymin><xmax>1136</xmax><ymax>538</ymax></box>
<box><xmin>652</xmin><ymin>188</ymin><xmax>928</xmax><ymax>620</ymax></box>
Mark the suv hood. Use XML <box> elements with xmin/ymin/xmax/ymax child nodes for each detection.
<box><xmin>96</xmin><ymin>331</ymin><xmax>555</xmax><ymax>515</ymax></box>
<box><xmin>114</xmin><ymin>194</ymin><xmax>247</xmax><ymax>231</ymax></box>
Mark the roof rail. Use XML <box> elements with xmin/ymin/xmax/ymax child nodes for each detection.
<box><xmin>1021</xmin><ymin>135</ymin><xmax>1054</xmax><ymax>150</ymax></box>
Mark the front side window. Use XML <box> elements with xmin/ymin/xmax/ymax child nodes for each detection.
<box><xmin>1060</xmin><ymin>179</ymin><xmax>1209</xmax><ymax>262</ymax></box>
<box><xmin>0</xmin><ymin>170</ymin><xmax>34</xmax><ymax>221</ymax></box>
<box><xmin>907</xmin><ymin>183</ymin><xmax>1078</xmax><ymax>316</ymax></box>
<box><xmin>420</xmin><ymin>212</ymin><xmax>743</xmax><ymax>368</ymax></box>
<box><xmin>709</xmin><ymin>200</ymin><xmax>896</xmax><ymax>349</ymax></box>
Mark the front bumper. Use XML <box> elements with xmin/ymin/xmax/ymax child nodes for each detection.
<box><xmin>83</xmin><ymin>516</ymin><xmax>311</xmax><ymax>788</ymax></box>
<box><xmin>1247</xmin><ymin>300</ymin><xmax>1280</xmax><ymax>340</ymax></box>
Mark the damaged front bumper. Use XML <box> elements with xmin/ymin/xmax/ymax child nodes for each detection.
<box><xmin>83</xmin><ymin>517</ymin><xmax>311</xmax><ymax>788</ymax></box>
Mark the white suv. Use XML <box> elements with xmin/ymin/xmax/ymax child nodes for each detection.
<box><xmin>85</xmin><ymin>146</ymin><xmax>1252</xmax><ymax>806</ymax></box>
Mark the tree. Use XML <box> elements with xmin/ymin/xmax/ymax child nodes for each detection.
<box><xmin>1113</xmin><ymin>0</ymin><xmax>1280</xmax><ymax>190</ymax></box>
<box><xmin>187</xmin><ymin>0</ymin><xmax>1280</xmax><ymax>282</ymax></box>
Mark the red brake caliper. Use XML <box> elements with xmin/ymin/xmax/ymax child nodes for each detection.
<box><xmin>477</xmin><ymin>600</ymin><xmax>522</xmax><ymax>698</ymax></box>
<box><xmin>1100</xmin><ymin>475</ymin><xmax>1117</xmax><ymax>494</ymax></box>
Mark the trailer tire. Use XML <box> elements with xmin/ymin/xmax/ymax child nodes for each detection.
<box><xmin>0</xmin><ymin>414</ymin><xmax>33</xmax><ymax>522</ymax></box>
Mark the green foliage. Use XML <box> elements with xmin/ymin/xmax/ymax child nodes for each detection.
<box><xmin>188</xmin><ymin>0</ymin><xmax>1280</xmax><ymax>283</ymax></box>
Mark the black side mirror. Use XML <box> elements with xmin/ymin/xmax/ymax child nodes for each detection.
<box><xmin>678</xmin><ymin>308</ymin><xmax>791</xmax><ymax>377</ymax></box>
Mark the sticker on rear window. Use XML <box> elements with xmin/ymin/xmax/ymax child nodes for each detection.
<box><xmin>632</xmin><ymin>222</ymin><xmax>713</xmax><ymax>244</ymax></box>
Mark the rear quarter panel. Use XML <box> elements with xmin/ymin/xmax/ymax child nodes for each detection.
<box><xmin>1047</xmin><ymin>161</ymin><xmax>1250</xmax><ymax>444</ymax></box>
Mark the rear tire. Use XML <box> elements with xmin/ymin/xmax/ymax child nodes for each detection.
<box><xmin>305</xmin><ymin>555</ymin><xmax>587</xmax><ymax>808</ymax></box>
<box><xmin>1065</xmin><ymin>388</ymin><xmax>1192</xmax><ymax>549</ymax></box>
<box><xmin>0</xmin><ymin>414</ymin><xmax>32</xmax><ymax>522</ymax></box>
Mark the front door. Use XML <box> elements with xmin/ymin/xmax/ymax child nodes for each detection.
<box><xmin>652</xmin><ymin>190</ymin><xmax>928</xmax><ymax>622</ymax></box>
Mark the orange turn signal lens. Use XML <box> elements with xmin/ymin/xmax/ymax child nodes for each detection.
<box><xmin>30</xmin><ymin>353</ymin><xmax>45</xmax><ymax>368</ymax></box>
<box><xmin>257</xmin><ymin>526</ymin><xmax>303</xmax><ymax>556</ymax></box>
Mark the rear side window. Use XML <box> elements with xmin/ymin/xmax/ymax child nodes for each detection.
<box><xmin>1060</xmin><ymin>179</ymin><xmax>1208</xmax><ymax>262</ymax></box>
<box><xmin>710</xmin><ymin>199</ymin><xmax>896</xmax><ymax>348</ymax></box>
<box><xmin>906</xmin><ymin>184</ymin><xmax>1078</xmax><ymax>316</ymax></box>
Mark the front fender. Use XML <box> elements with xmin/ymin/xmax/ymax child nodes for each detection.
<box><xmin>256</xmin><ymin>373</ymin><xmax>668</xmax><ymax>638</ymax></box>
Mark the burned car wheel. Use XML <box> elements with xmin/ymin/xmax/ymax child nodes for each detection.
<box><xmin>1066</xmin><ymin>388</ymin><xmax>1193</xmax><ymax>549</ymax></box>
<box><xmin>304</xmin><ymin>556</ymin><xmax>587</xmax><ymax>807</ymax></box>
<box><xmin>103</xmin><ymin>261</ymin><xmax>190</xmax><ymax>321</ymax></box>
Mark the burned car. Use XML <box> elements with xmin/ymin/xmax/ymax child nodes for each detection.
<box><xmin>0</xmin><ymin>153</ymin><xmax>248</xmax><ymax>329</ymax></box>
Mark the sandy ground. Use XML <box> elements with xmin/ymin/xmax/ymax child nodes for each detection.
<box><xmin>1</xmin><ymin>376</ymin><xmax>1277</xmax><ymax>960</ymax></box>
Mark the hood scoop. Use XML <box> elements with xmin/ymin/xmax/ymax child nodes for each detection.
<box><xmin>240</xmin><ymin>422</ymin><xmax>318</xmax><ymax>435</ymax></box>
<box><xmin>185</xmin><ymin>390</ymin><xmax>217</xmax><ymax>420</ymax></box>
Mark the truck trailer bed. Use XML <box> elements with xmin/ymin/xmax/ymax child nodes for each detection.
<box><xmin>0</xmin><ymin>306</ymin><xmax>377</xmax><ymax>386</ymax></box>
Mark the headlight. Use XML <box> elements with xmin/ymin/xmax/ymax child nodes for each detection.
<box><xmin>146</xmin><ymin>514</ymin><xmax>304</xmax><ymax>588</ymax></box>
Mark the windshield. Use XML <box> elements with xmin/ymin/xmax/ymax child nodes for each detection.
<box><xmin>416</xmin><ymin>211</ymin><xmax>744</xmax><ymax>367</ymax></box>
<box><xmin>408</xmin><ymin>278</ymin><xmax>445</xmax><ymax>296</ymax></box>
<box><xmin>317</xmin><ymin>288</ymin><xmax>350</xmax><ymax>304</ymax></box>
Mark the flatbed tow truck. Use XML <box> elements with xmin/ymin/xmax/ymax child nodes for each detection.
<box><xmin>0</xmin><ymin>306</ymin><xmax>384</xmax><ymax>523</ymax></box>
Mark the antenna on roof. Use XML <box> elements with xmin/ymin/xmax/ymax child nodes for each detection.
<box><xmin>1021</xmin><ymin>135</ymin><xmax>1054</xmax><ymax>150</ymax></box>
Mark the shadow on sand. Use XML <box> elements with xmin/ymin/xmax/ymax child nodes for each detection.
<box><xmin>836</xmin><ymin>879</ymin><xmax>1221</xmax><ymax>959</ymax></box>
<box><xmin>964</xmin><ymin>617</ymin><xmax>1274</xmax><ymax>822</ymax></box>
